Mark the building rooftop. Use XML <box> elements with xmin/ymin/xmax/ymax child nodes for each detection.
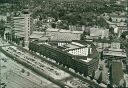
<box><xmin>13</xmin><ymin>16</ymin><xmax>25</xmax><ymax>19</ymax></box>
<box><xmin>103</xmin><ymin>48</ymin><xmax>127</xmax><ymax>57</ymax></box>
<box><xmin>32</xmin><ymin>40</ymin><xmax>99</xmax><ymax>65</ymax></box>
<box><xmin>62</xmin><ymin>42</ymin><xmax>87</xmax><ymax>51</ymax></box>
<box><xmin>50</xmin><ymin>32</ymin><xmax>81</xmax><ymax>41</ymax></box>
<box><xmin>30</xmin><ymin>31</ymin><xmax>45</xmax><ymax>39</ymax></box>
<box><xmin>30</xmin><ymin>29</ymin><xmax>82</xmax><ymax>42</ymax></box>
<box><xmin>15</xmin><ymin>32</ymin><xmax>25</xmax><ymax>37</ymax></box>
<box><xmin>46</xmin><ymin>28</ymin><xmax>59</xmax><ymax>32</ymax></box>
<box><xmin>109</xmin><ymin>12</ymin><xmax>127</xmax><ymax>18</ymax></box>
<box><xmin>90</xmin><ymin>27</ymin><xmax>109</xmax><ymax>37</ymax></box>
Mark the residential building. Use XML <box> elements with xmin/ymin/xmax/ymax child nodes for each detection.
<box><xmin>103</xmin><ymin>48</ymin><xmax>126</xmax><ymax>58</ymax></box>
<box><xmin>69</xmin><ymin>25</ymin><xmax>85</xmax><ymax>31</ymax></box>
<box><xmin>90</xmin><ymin>26</ymin><xmax>109</xmax><ymax>39</ymax></box>
<box><xmin>111</xmin><ymin>42</ymin><xmax>121</xmax><ymax>49</ymax></box>
<box><xmin>109</xmin><ymin>12</ymin><xmax>127</xmax><ymax>23</ymax></box>
<box><xmin>102</xmin><ymin>12</ymin><xmax>127</xmax><ymax>37</ymax></box>
<box><xmin>103</xmin><ymin>42</ymin><xmax>126</xmax><ymax>59</ymax></box>
<box><xmin>93</xmin><ymin>41</ymin><xmax>121</xmax><ymax>52</ymax></box>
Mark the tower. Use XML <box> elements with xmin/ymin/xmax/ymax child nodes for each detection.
<box><xmin>12</xmin><ymin>9</ymin><xmax>32</xmax><ymax>49</ymax></box>
<box><xmin>23</xmin><ymin>11</ymin><xmax>31</xmax><ymax>49</ymax></box>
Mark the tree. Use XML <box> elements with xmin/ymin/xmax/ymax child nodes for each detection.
<box><xmin>5</xmin><ymin>33</ymin><xmax>9</xmax><ymax>40</ymax></box>
<box><xmin>80</xmin><ymin>34</ymin><xmax>85</xmax><ymax>41</ymax></box>
<box><xmin>0</xmin><ymin>28</ymin><xmax>5</xmax><ymax>37</ymax></box>
<box><xmin>119</xmin><ymin>79</ymin><xmax>126</xmax><ymax>88</ymax></box>
<box><xmin>51</xmin><ymin>22</ymin><xmax>56</xmax><ymax>28</ymax></box>
<box><xmin>100</xmin><ymin>51</ymin><xmax>104</xmax><ymax>60</ymax></box>
<box><xmin>108</xmin><ymin>17</ymin><xmax>112</xmax><ymax>22</ymax></box>
<box><xmin>0</xmin><ymin>20</ymin><xmax>5</xmax><ymax>37</ymax></box>
<box><xmin>96</xmin><ymin>17</ymin><xmax>109</xmax><ymax>28</ymax></box>
<box><xmin>21</xmin><ymin>69</ymin><xmax>25</xmax><ymax>73</ymax></box>
<box><xmin>107</xmin><ymin>84</ymin><xmax>111</xmax><ymax>88</ymax></box>
<box><xmin>90</xmin><ymin>70</ymin><xmax>95</xmax><ymax>80</ymax></box>
<box><xmin>109</xmin><ymin>27</ymin><xmax>114</xmax><ymax>34</ymax></box>
<box><xmin>27</xmin><ymin>72</ymin><xmax>30</xmax><ymax>76</ymax></box>
<box><xmin>121</xmin><ymin>31</ymin><xmax>128</xmax><ymax>39</ymax></box>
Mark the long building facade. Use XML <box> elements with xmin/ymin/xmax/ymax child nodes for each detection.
<box><xmin>29</xmin><ymin>41</ymin><xmax>99</xmax><ymax>76</ymax></box>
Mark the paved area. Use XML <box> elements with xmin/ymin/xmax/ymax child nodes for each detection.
<box><xmin>0</xmin><ymin>51</ymin><xmax>60</xmax><ymax>88</ymax></box>
<box><xmin>63</xmin><ymin>78</ymin><xmax>90</xmax><ymax>88</ymax></box>
<box><xmin>124</xmin><ymin>74</ymin><xmax>128</xmax><ymax>87</ymax></box>
<box><xmin>2</xmin><ymin>46</ymin><xmax>71</xmax><ymax>80</ymax></box>
<box><xmin>0</xmin><ymin>38</ymin><xmax>91</xmax><ymax>88</ymax></box>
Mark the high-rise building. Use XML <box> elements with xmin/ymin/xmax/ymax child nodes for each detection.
<box><xmin>12</xmin><ymin>10</ymin><xmax>32</xmax><ymax>48</ymax></box>
<box><xmin>110</xmin><ymin>61</ymin><xmax>125</xmax><ymax>87</ymax></box>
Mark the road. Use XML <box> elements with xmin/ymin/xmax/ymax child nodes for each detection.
<box><xmin>0</xmin><ymin>38</ymin><xmax>105</xmax><ymax>88</ymax></box>
<box><xmin>0</xmin><ymin>38</ymin><xmax>92</xmax><ymax>88</ymax></box>
<box><xmin>0</xmin><ymin>52</ymin><xmax>60</xmax><ymax>88</ymax></box>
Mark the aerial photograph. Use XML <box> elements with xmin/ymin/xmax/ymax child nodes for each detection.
<box><xmin>0</xmin><ymin>0</ymin><xmax>127</xmax><ymax>88</ymax></box>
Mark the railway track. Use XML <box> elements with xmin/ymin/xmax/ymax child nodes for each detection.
<box><xmin>0</xmin><ymin>38</ymin><xmax>105</xmax><ymax>88</ymax></box>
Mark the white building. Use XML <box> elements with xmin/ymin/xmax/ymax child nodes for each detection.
<box><xmin>64</xmin><ymin>42</ymin><xmax>92</xmax><ymax>56</ymax></box>
<box><xmin>111</xmin><ymin>42</ymin><xmax>120</xmax><ymax>49</ymax></box>
<box><xmin>109</xmin><ymin>12</ymin><xmax>127</xmax><ymax>23</ymax></box>
<box><xmin>90</xmin><ymin>27</ymin><xmax>109</xmax><ymax>39</ymax></box>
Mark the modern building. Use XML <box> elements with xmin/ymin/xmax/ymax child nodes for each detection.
<box><xmin>30</xmin><ymin>28</ymin><xmax>83</xmax><ymax>42</ymax></box>
<box><xmin>12</xmin><ymin>10</ymin><xmax>32</xmax><ymax>48</ymax></box>
<box><xmin>90</xmin><ymin>26</ymin><xmax>109</xmax><ymax>39</ymax></box>
<box><xmin>103</xmin><ymin>46</ymin><xmax>126</xmax><ymax>60</ymax></box>
<box><xmin>69</xmin><ymin>25</ymin><xmax>85</xmax><ymax>31</ymax></box>
<box><xmin>93</xmin><ymin>41</ymin><xmax>123</xmax><ymax>53</ymax></box>
<box><xmin>110</xmin><ymin>61</ymin><xmax>125</xmax><ymax>87</ymax></box>
<box><xmin>103</xmin><ymin>48</ymin><xmax>126</xmax><ymax>58</ymax></box>
<box><xmin>109</xmin><ymin>12</ymin><xmax>127</xmax><ymax>23</ymax></box>
<box><xmin>29</xmin><ymin>41</ymin><xmax>99</xmax><ymax>76</ymax></box>
<box><xmin>102</xmin><ymin>12</ymin><xmax>127</xmax><ymax>38</ymax></box>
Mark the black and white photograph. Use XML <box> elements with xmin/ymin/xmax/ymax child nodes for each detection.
<box><xmin>0</xmin><ymin>0</ymin><xmax>127</xmax><ymax>88</ymax></box>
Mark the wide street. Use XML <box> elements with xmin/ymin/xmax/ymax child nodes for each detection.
<box><xmin>0</xmin><ymin>38</ymin><xmax>94</xmax><ymax>88</ymax></box>
<box><xmin>0</xmin><ymin>50</ymin><xmax>61</xmax><ymax>88</ymax></box>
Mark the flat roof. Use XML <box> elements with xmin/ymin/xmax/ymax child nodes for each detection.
<box><xmin>32</xmin><ymin>41</ymin><xmax>99</xmax><ymax>64</ymax></box>
<box><xmin>103</xmin><ymin>49</ymin><xmax>126</xmax><ymax>57</ymax></box>
<box><xmin>64</xmin><ymin>42</ymin><xmax>87</xmax><ymax>50</ymax></box>
<box><xmin>111</xmin><ymin>61</ymin><xmax>124</xmax><ymax>86</ymax></box>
